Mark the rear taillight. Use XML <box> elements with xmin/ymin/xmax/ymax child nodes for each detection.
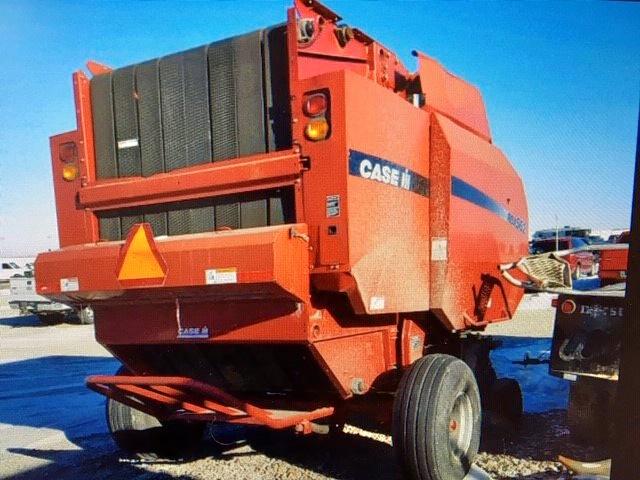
<box><xmin>303</xmin><ymin>93</ymin><xmax>328</xmax><ymax>117</ymax></box>
<box><xmin>59</xmin><ymin>141</ymin><xmax>79</xmax><ymax>181</ymax></box>
<box><xmin>59</xmin><ymin>142</ymin><xmax>77</xmax><ymax>162</ymax></box>
<box><xmin>303</xmin><ymin>91</ymin><xmax>330</xmax><ymax>142</ymax></box>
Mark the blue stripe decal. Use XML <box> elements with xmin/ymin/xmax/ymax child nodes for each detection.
<box><xmin>348</xmin><ymin>149</ymin><xmax>429</xmax><ymax>197</ymax></box>
<box><xmin>452</xmin><ymin>177</ymin><xmax>527</xmax><ymax>233</ymax></box>
<box><xmin>346</xmin><ymin>149</ymin><xmax>525</xmax><ymax>232</ymax></box>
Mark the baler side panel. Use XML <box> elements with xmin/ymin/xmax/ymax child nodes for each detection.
<box><xmin>430</xmin><ymin>113</ymin><xmax>528</xmax><ymax>330</ymax></box>
<box><xmin>344</xmin><ymin>72</ymin><xmax>431</xmax><ymax>314</ymax></box>
<box><xmin>415</xmin><ymin>52</ymin><xmax>491</xmax><ymax>143</ymax></box>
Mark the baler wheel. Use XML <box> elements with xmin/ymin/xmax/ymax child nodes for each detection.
<box><xmin>106</xmin><ymin>368</ymin><xmax>205</xmax><ymax>459</ymax></box>
<box><xmin>489</xmin><ymin>378</ymin><xmax>523</xmax><ymax>424</ymax></box>
<box><xmin>392</xmin><ymin>354</ymin><xmax>481</xmax><ymax>480</ymax></box>
<box><xmin>77</xmin><ymin>307</ymin><xmax>94</xmax><ymax>325</ymax></box>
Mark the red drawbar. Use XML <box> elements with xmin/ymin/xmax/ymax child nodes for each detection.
<box><xmin>86</xmin><ymin>375</ymin><xmax>334</xmax><ymax>429</ymax></box>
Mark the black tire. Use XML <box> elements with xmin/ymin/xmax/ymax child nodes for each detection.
<box><xmin>77</xmin><ymin>307</ymin><xmax>94</xmax><ymax>325</ymax></box>
<box><xmin>567</xmin><ymin>378</ymin><xmax>616</xmax><ymax>444</ymax></box>
<box><xmin>36</xmin><ymin>313</ymin><xmax>65</xmax><ymax>325</ymax></box>
<box><xmin>489</xmin><ymin>378</ymin><xmax>523</xmax><ymax>424</ymax></box>
<box><xmin>107</xmin><ymin>368</ymin><xmax>204</xmax><ymax>459</ymax></box>
<box><xmin>392</xmin><ymin>354</ymin><xmax>481</xmax><ymax>480</ymax></box>
<box><xmin>461</xmin><ymin>340</ymin><xmax>497</xmax><ymax>410</ymax></box>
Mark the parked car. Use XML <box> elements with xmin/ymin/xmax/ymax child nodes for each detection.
<box><xmin>587</xmin><ymin>235</ymin><xmax>607</xmax><ymax>245</ymax></box>
<box><xmin>0</xmin><ymin>261</ymin><xmax>27</xmax><ymax>283</ymax></box>
<box><xmin>532</xmin><ymin>226</ymin><xmax>590</xmax><ymax>241</ymax></box>
<box><xmin>599</xmin><ymin>231</ymin><xmax>629</xmax><ymax>286</ymax></box>
<box><xmin>8</xmin><ymin>272</ymin><xmax>93</xmax><ymax>324</ymax></box>
<box><xmin>530</xmin><ymin>236</ymin><xmax>596</xmax><ymax>278</ymax></box>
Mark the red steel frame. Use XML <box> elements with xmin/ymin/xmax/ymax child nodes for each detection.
<box><xmin>37</xmin><ymin>0</ymin><xmax>528</xmax><ymax>428</ymax></box>
<box><xmin>88</xmin><ymin>375</ymin><xmax>334</xmax><ymax>430</ymax></box>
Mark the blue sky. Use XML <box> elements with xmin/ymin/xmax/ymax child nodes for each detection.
<box><xmin>0</xmin><ymin>0</ymin><xmax>638</xmax><ymax>256</ymax></box>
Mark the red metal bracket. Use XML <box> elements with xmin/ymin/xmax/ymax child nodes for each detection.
<box><xmin>79</xmin><ymin>150</ymin><xmax>303</xmax><ymax>211</ymax></box>
<box><xmin>86</xmin><ymin>60</ymin><xmax>112</xmax><ymax>76</ymax></box>
<box><xmin>87</xmin><ymin>375</ymin><xmax>334</xmax><ymax>430</ymax></box>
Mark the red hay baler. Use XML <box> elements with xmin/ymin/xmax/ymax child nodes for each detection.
<box><xmin>36</xmin><ymin>1</ymin><xmax>528</xmax><ymax>478</ymax></box>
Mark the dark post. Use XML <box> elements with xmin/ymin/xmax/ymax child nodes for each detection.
<box><xmin>611</xmin><ymin>102</ymin><xmax>640</xmax><ymax>479</ymax></box>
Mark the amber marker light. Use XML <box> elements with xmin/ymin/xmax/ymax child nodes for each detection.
<box><xmin>305</xmin><ymin>118</ymin><xmax>330</xmax><ymax>141</ymax></box>
<box><xmin>62</xmin><ymin>164</ymin><xmax>79</xmax><ymax>181</ymax></box>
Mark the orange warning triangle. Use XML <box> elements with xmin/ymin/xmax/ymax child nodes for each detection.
<box><xmin>117</xmin><ymin>224</ymin><xmax>167</xmax><ymax>284</ymax></box>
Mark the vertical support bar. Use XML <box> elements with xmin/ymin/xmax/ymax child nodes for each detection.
<box><xmin>611</xmin><ymin>103</ymin><xmax>640</xmax><ymax>479</ymax></box>
<box><xmin>286</xmin><ymin>6</ymin><xmax>301</xmax><ymax>146</ymax></box>
<box><xmin>73</xmin><ymin>70</ymin><xmax>100</xmax><ymax>242</ymax></box>
<box><xmin>399</xmin><ymin>315</ymin><xmax>426</xmax><ymax>367</ymax></box>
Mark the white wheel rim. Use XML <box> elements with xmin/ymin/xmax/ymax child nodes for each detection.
<box><xmin>448</xmin><ymin>391</ymin><xmax>474</xmax><ymax>459</ymax></box>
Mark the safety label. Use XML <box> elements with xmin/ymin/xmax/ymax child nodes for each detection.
<box><xmin>326</xmin><ymin>195</ymin><xmax>341</xmax><ymax>217</ymax></box>
<box><xmin>431</xmin><ymin>238</ymin><xmax>448</xmax><ymax>261</ymax></box>
<box><xmin>60</xmin><ymin>277</ymin><xmax>79</xmax><ymax>292</ymax></box>
<box><xmin>369</xmin><ymin>296</ymin><xmax>385</xmax><ymax>311</ymax></box>
<box><xmin>205</xmin><ymin>267</ymin><xmax>238</xmax><ymax>285</ymax></box>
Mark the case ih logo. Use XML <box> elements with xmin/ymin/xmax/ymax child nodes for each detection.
<box><xmin>177</xmin><ymin>326</ymin><xmax>210</xmax><ymax>339</ymax></box>
<box><xmin>348</xmin><ymin>150</ymin><xmax>429</xmax><ymax>197</ymax></box>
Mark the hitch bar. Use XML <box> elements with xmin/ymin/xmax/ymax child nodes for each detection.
<box><xmin>87</xmin><ymin>375</ymin><xmax>334</xmax><ymax>430</ymax></box>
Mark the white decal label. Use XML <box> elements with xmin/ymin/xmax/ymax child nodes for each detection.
<box><xmin>431</xmin><ymin>237</ymin><xmax>448</xmax><ymax>261</ymax></box>
<box><xmin>117</xmin><ymin>138</ymin><xmax>139</xmax><ymax>149</ymax></box>
<box><xmin>369</xmin><ymin>296</ymin><xmax>385</xmax><ymax>311</ymax></box>
<box><xmin>326</xmin><ymin>195</ymin><xmax>341</xmax><ymax>218</ymax></box>
<box><xmin>563</xmin><ymin>373</ymin><xmax>577</xmax><ymax>382</ymax></box>
<box><xmin>60</xmin><ymin>277</ymin><xmax>79</xmax><ymax>292</ymax></box>
<box><xmin>205</xmin><ymin>267</ymin><xmax>237</xmax><ymax>285</ymax></box>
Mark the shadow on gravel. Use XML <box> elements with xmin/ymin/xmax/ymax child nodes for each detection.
<box><xmin>244</xmin><ymin>428</ymin><xmax>395</xmax><ymax>480</ymax></box>
<box><xmin>0</xmin><ymin>314</ymin><xmax>42</xmax><ymax>328</ymax></box>
<box><xmin>478</xmin><ymin>409</ymin><xmax>609</xmax><ymax>480</ymax></box>
<box><xmin>0</xmin><ymin>355</ymin><xmax>278</xmax><ymax>480</ymax></box>
<box><xmin>6</xmin><ymin>440</ymin><xmax>246</xmax><ymax>480</ymax></box>
<box><xmin>481</xmin><ymin>409</ymin><xmax>609</xmax><ymax>462</ymax></box>
<box><xmin>0</xmin><ymin>355</ymin><xmax>128</xmax><ymax>479</ymax></box>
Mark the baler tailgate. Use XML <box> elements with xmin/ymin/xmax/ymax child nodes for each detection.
<box><xmin>36</xmin><ymin>223</ymin><xmax>310</xmax><ymax>303</ymax></box>
<box><xmin>87</xmin><ymin>375</ymin><xmax>334</xmax><ymax>429</ymax></box>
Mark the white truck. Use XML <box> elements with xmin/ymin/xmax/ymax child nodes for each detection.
<box><xmin>0</xmin><ymin>258</ymin><xmax>32</xmax><ymax>283</ymax></box>
<box><xmin>8</xmin><ymin>273</ymin><xmax>93</xmax><ymax>324</ymax></box>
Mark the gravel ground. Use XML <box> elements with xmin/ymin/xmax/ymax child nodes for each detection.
<box><xmin>0</xmin><ymin>296</ymin><xmax>609</xmax><ymax>480</ymax></box>
<box><xmin>2</xmin><ymin>413</ymin><xmax>608</xmax><ymax>480</ymax></box>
